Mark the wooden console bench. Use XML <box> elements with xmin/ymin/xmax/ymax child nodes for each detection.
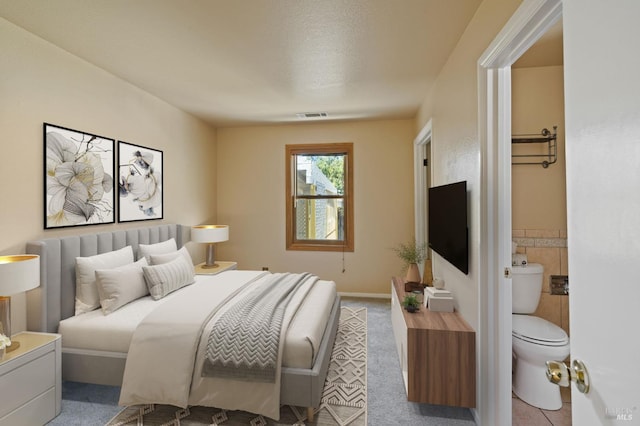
<box><xmin>390</xmin><ymin>277</ymin><xmax>476</xmax><ymax>407</ymax></box>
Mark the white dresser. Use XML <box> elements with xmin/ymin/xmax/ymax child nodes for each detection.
<box><xmin>0</xmin><ymin>332</ymin><xmax>62</xmax><ymax>426</ymax></box>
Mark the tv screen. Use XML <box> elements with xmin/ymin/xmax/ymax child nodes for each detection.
<box><xmin>428</xmin><ymin>181</ymin><xmax>469</xmax><ymax>274</ymax></box>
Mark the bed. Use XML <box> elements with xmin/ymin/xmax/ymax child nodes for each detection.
<box><xmin>25</xmin><ymin>224</ymin><xmax>340</xmax><ymax>420</ymax></box>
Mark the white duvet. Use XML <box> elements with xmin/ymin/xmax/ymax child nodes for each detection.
<box><xmin>118</xmin><ymin>270</ymin><xmax>329</xmax><ymax>420</ymax></box>
<box><xmin>59</xmin><ymin>273</ymin><xmax>336</xmax><ymax>369</ymax></box>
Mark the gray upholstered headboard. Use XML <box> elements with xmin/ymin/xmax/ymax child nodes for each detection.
<box><xmin>25</xmin><ymin>224</ymin><xmax>187</xmax><ymax>333</ymax></box>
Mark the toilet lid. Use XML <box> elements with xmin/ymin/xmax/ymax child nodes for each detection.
<box><xmin>512</xmin><ymin>315</ymin><xmax>569</xmax><ymax>346</ymax></box>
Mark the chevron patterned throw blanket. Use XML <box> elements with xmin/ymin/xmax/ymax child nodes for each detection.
<box><xmin>202</xmin><ymin>272</ymin><xmax>316</xmax><ymax>382</ymax></box>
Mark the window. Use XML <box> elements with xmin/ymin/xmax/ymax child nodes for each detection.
<box><xmin>286</xmin><ymin>143</ymin><xmax>354</xmax><ymax>252</ymax></box>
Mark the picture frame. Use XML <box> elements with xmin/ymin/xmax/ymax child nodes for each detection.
<box><xmin>44</xmin><ymin>123</ymin><xmax>115</xmax><ymax>229</ymax></box>
<box><xmin>117</xmin><ymin>141</ymin><xmax>163</xmax><ymax>222</ymax></box>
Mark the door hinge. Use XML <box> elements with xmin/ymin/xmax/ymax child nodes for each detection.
<box><xmin>504</xmin><ymin>267</ymin><xmax>512</xmax><ymax>278</ymax></box>
<box><xmin>423</xmin><ymin>158</ymin><xmax>429</xmax><ymax>167</ymax></box>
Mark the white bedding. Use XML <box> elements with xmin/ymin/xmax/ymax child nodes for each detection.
<box><xmin>119</xmin><ymin>270</ymin><xmax>328</xmax><ymax>420</ymax></box>
<box><xmin>58</xmin><ymin>270</ymin><xmax>337</xmax><ymax>369</ymax></box>
<box><xmin>59</xmin><ymin>293</ymin><xmax>169</xmax><ymax>353</ymax></box>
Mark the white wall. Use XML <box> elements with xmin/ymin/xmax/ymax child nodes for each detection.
<box><xmin>563</xmin><ymin>0</ymin><xmax>640</xmax><ymax>423</ymax></box>
<box><xmin>415</xmin><ymin>0</ymin><xmax>524</xmax><ymax>423</ymax></box>
<box><xmin>0</xmin><ymin>17</ymin><xmax>218</xmax><ymax>332</ymax></box>
<box><xmin>416</xmin><ymin>0</ymin><xmax>523</xmax><ymax>330</ymax></box>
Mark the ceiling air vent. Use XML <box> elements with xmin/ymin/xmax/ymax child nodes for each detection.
<box><xmin>296</xmin><ymin>112</ymin><xmax>328</xmax><ymax>119</ymax></box>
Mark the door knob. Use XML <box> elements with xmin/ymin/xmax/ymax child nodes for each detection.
<box><xmin>545</xmin><ymin>359</ymin><xmax>590</xmax><ymax>394</ymax></box>
<box><xmin>571</xmin><ymin>360</ymin><xmax>590</xmax><ymax>394</ymax></box>
<box><xmin>545</xmin><ymin>360</ymin><xmax>570</xmax><ymax>387</ymax></box>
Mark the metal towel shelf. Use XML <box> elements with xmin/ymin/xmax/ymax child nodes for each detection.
<box><xmin>512</xmin><ymin>126</ymin><xmax>558</xmax><ymax>168</ymax></box>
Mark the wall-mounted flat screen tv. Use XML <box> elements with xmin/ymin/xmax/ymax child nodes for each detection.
<box><xmin>428</xmin><ymin>181</ymin><xmax>469</xmax><ymax>275</ymax></box>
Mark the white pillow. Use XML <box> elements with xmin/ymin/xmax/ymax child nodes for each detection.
<box><xmin>137</xmin><ymin>238</ymin><xmax>177</xmax><ymax>262</ymax></box>
<box><xmin>149</xmin><ymin>246</ymin><xmax>195</xmax><ymax>276</ymax></box>
<box><xmin>75</xmin><ymin>246</ymin><xmax>134</xmax><ymax>315</ymax></box>
<box><xmin>95</xmin><ymin>258</ymin><xmax>149</xmax><ymax>315</ymax></box>
<box><xmin>143</xmin><ymin>255</ymin><xmax>195</xmax><ymax>300</ymax></box>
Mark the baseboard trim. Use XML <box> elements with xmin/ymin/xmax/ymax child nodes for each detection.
<box><xmin>471</xmin><ymin>408</ymin><xmax>480</xmax><ymax>425</ymax></box>
<box><xmin>338</xmin><ymin>292</ymin><xmax>391</xmax><ymax>299</ymax></box>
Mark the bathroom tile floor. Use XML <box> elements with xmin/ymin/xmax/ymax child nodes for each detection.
<box><xmin>513</xmin><ymin>387</ymin><xmax>572</xmax><ymax>425</ymax></box>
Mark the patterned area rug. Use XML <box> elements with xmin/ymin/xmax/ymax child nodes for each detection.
<box><xmin>105</xmin><ymin>306</ymin><xmax>367</xmax><ymax>425</ymax></box>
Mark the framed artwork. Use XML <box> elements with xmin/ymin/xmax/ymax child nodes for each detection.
<box><xmin>117</xmin><ymin>141</ymin><xmax>163</xmax><ymax>222</ymax></box>
<box><xmin>44</xmin><ymin>123</ymin><xmax>115</xmax><ymax>229</ymax></box>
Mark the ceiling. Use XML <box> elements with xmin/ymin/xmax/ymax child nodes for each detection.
<box><xmin>0</xmin><ymin>0</ymin><xmax>483</xmax><ymax>127</ymax></box>
<box><xmin>514</xmin><ymin>19</ymin><xmax>563</xmax><ymax>68</ymax></box>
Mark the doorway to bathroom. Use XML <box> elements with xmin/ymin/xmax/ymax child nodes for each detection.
<box><xmin>482</xmin><ymin>1</ymin><xmax>640</xmax><ymax>424</ymax></box>
<box><xmin>477</xmin><ymin>0</ymin><xmax>563</xmax><ymax>423</ymax></box>
<box><xmin>511</xmin><ymin>18</ymin><xmax>571</xmax><ymax>424</ymax></box>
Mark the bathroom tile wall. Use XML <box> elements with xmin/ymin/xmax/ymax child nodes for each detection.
<box><xmin>513</xmin><ymin>229</ymin><xmax>569</xmax><ymax>337</ymax></box>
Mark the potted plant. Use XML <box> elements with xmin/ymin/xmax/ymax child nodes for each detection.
<box><xmin>392</xmin><ymin>239</ymin><xmax>428</xmax><ymax>284</ymax></box>
<box><xmin>402</xmin><ymin>294</ymin><xmax>420</xmax><ymax>313</ymax></box>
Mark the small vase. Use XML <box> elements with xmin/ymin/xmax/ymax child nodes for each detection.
<box><xmin>422</xmin><ymin>258</ymin><xmax>433</xmax><ymax>286</ymax></box>
<box><xmin>405</xmin><ymin>263</ymin><xmax>421</xmax><ymax>283</ymax></box>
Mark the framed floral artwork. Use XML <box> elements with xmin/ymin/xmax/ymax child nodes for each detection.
<box><xmin>117</xmin><ymin>141</ymin><xmax>163</xmax><ymax>222</ymax></box>
<box><xmin>44</xmin><ymin>123</ymin><xmax>115</xmax><ymax>229</ymax></box>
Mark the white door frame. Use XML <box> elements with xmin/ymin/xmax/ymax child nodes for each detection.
<box><xmin>414</xmin><ymin>119</ymin><xmax>432</xmax><ymax>272</ymax></box>
<box><xmin>478</xmin><ymin>0</ymin><xmax>562</xmax><ymax>424</ymax></box>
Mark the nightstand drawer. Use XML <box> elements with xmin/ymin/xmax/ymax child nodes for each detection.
<box><xmin>0</xmin><ymin>351</ymin><xmax>55</xmax><ymax>419</ymax></box>
<box><xmin>0</xmin><ymin>387</ymin><xmax>56</xmax><ymax>426</ymax></box>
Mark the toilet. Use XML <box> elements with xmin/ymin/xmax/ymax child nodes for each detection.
<box><xmin>512</xmin><ymin>263</ymin><xmax>570</xmax><ymax>410</ymax></box>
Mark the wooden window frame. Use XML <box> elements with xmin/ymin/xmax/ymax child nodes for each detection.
<box><xmin>285</xmin><ymin>143</ymin><xmax>354</xmax><ymax>252</ymax></box>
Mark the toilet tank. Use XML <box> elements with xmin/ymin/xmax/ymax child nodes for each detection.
<box><xmin>512</xmin><ymin>263</ymin><xmax>544</xmax><ymax>314</ymax></box>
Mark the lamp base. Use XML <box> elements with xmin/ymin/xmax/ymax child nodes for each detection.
<box><xmin>200</xmin><ymin>263</ymin><xmax>221</xmax><ymax>269</ymax></box>
<box><xmin>205</xmin><ymin>244</ymin><xmax>218</xmax><ymax>269</ymax></box>
<box><xmin>6</xmin><ymin>341</ymin><xmax>19</xmax><ymax>352</ymax></box>
<box><xmin>0</xmin><ymin>296</ymin><xmax>18</xmax><ymax>352</ymax></box>
<box><xmin>0</xmin><ymin>296</ymin><xmax>11</xmax><ymax>338</ymax></box>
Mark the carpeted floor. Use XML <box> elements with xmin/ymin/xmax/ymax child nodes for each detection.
<box><xmin>105</xmin><ymin>306</ymin><xmax>367</xmax><ymax>426</ymax></box>
<box><xmin>47</xmin><ymin>298</ymin><xmax>476</xmax><ymax>426</ymax></box>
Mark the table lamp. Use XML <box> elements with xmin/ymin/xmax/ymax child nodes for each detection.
<box><xmin>0</xmin><ymin>255</ymin><xmax>40</xmax><ymax>352</ymax></box>
<box><xmin>191</xmin><ymin>225</ymin><xmax>229</xmax><ymax>268</ymax></box>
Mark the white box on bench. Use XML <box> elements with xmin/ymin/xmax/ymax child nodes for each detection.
<box><xmin>426</xmin><ymin>295</ymin><xmax>454</xmax><ymax>312</ymax></box>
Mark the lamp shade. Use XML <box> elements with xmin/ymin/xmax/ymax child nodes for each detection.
<box><xmin>0</xmin><ymin>255</ymin><xmax>39</xmax><ymax>295</ymax></box>
<box><xmin>191</xmin><ymin>225</ymin><xmax>229</xmax><ymax>243</ymax></box>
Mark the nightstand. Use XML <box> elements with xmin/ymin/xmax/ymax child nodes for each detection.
<box><xmin>195</xmin><ymin>261</ymin><xmax>237</xmax><ymax>275</ymax></box>
<box><xmin>0</xmin><ymin>331</ymin><xmax>61</xmax><ymax>426</ymax></box>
